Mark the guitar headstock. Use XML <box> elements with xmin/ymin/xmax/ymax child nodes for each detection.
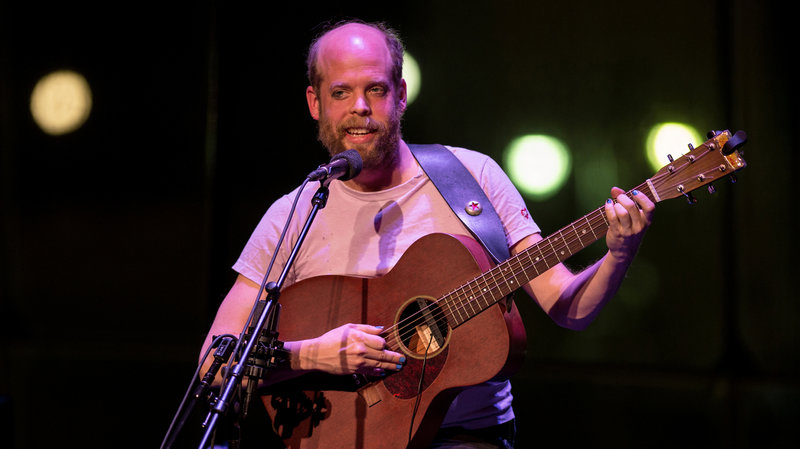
<box><xmin>647</xmin><ymin>129</ymin><xmax>747</xmax><ymax>203</ymax></box>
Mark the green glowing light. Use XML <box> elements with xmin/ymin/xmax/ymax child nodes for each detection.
<box><xmin>402</xmin><ymin>52</ymin><xmax>421</xmax><ymax>105</ymax></box>
<box><xmin>504</xmin><ymin>135</ymin><xmax>572</xmax><ymax>200</ymax></box>
<box><xmin>646</xmin><ymin>122</ymin><xmax>702</xmax><ymax>171</ymax></box>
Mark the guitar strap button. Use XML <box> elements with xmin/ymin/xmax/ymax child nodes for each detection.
<box><xmin>465</xmin><ymin>201</ymin><xmax>482</xmax><ymax>216</ymax></box>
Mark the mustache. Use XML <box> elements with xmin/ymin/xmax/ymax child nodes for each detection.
<box><xmin>336</xmin><ymin>117</ymin><xmax>385</xmax><ymax>134</ymax></box>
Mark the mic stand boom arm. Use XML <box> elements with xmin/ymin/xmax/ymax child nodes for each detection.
<box><xmin>198</xmin><ymin>184</ymin><xmax>332</xmax><ymax>449</ymax></box>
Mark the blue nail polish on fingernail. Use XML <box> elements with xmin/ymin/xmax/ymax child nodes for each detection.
<box><xmin>399</xmin><ymin>357</ymin><xmax>406</xmax><ymax>363</ymax></box>
<box><xmin>633</xmin><ymin>190</ymin><xmax>640</xmax><ymax>195</ymax></box>
<box><xmin>396</xmin><ymin>364</ymin><xmax>403</xmax><ymax>370</ymax></box>
<box><xmin>606</xmin><ymin>199</ymin><xmax>613</xmax><ymax>204</ymax></box>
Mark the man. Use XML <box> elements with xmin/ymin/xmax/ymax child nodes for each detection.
<box><xmin>200</xmin><ymin>20</ymin><xmax>654</xmax><ymax>448</ymax></box>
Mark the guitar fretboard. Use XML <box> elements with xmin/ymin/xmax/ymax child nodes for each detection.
<box><xmin>441</xmin><ymin>183</ymin><xmax>653</xmax><ymax>327</ymax></box>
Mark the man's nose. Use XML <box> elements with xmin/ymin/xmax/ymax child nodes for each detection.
<box><xmin>350</xmin><ymin>94</ymin><xmax>371</xmax><ymax>116</ymax></box>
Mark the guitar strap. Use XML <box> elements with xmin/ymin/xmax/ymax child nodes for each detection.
<box><xmin>408</xmin><ymin>144</ymin><xmax>511</xmax><ymax>264</ymax></box>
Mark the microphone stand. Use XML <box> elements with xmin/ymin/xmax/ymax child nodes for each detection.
<box><xmin>198</xmin><ymin>182</ymin><xmax>333</xmax><ymax>449</ymax></box>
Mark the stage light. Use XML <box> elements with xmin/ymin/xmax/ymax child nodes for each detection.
<box><xmin>504</xmin><ymin>134</ymin><xmax>572</xmax><ymax>200</ymax></box>
<box><xmin>645</xmin><ymin>122</ymin><xmax>702</xmax><ymax>171</ymax></box>
<box><xmin>30</xmin><ymin>70</ymin><xmax>92</xmax><ymax>136</ymax></box>
<box><xmin>403</xmin><ymin>52</ymin><xmax>421</xmax><ymax>105</ymax></box>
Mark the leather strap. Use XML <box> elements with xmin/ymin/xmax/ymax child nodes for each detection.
<box><xmin>408</xmin><ymin>144</ymin><xmax>510</xmax><ymax>263</ymax></box>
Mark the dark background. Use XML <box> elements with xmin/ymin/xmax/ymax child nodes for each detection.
<box><xmin>1</xmin><ymin>1</ymin><xmax>797</xmax><ymax>448</ymax></box>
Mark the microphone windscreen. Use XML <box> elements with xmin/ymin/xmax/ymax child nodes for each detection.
<box><xmin>334</xmin><ymin>149</ymin><xmax>363</xmax><ymax>181</ymax></box>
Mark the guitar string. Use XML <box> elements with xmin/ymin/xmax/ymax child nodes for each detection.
<box><xmin>386</xmin><ymin>146</ymin><xmax>729</xmax><ymax>356</ymax></box>
<box><xmin>379</xmin><ymin>198</ymin><xmax>621</xmax><ymax>351</ymax></box>
<box><xmin>381</xmin><ymin>199</ymin><xmax>622</xmax><ymax>352</ymax></box>
<box><xmin>380</xmin><ymin>205</ymin><xmax>613</xmax><ymax>352</ymax></box>
<box><xmin>379</xmin><ymin>157</ymin><xmax>712</xmax><ymax>352</ymax></box>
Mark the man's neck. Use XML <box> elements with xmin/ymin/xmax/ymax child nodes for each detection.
<box><xmin>343</xmin><ymin>140</ymin><xmax>418</xmax><ymax>192</ymax></box>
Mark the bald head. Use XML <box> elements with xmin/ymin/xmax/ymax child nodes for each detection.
<box><xmin>306</xmin><ymin>21</ymin><xmax>404</xmax><ymax>93</ymax></box>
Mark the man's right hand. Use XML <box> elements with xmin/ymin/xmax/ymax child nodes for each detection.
<box><xmin>287</xmin><ymin>323</ymin><xmax>406</xmax><ymax>376</ymax></box>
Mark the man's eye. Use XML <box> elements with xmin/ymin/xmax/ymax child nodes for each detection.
<box><xmin>369</xmin><ymin>86</ymin><xmax>387</xmax><ymax>96</ymax></box>
<box><xmin>332</xmin><ymin>90</ymin><xmax>347</xmax><ymax>99</ymax></box>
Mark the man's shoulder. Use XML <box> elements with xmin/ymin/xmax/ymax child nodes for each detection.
<box><xmin>410</xmin><ymin>143</ymin><xmax>495</xmax><ymax>167</ymax></box>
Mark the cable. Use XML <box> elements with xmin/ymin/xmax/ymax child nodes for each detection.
<box><xmin>160</xmin><ymin>333</ymin><xmax>237</xmax><ymax>449</ymax></box>
<box><xmin>407</xmin><ymin>333</ymin><xmax>435</xmax><ymax>445</ymax></box>
<box><xmin>221</xmin><ymin>177</ymin><xmax>311</xmax><ymax>387</ymax></box>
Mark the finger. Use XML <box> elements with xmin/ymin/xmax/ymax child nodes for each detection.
<box><xmin>352</xmin><ymin>324</ymin><xmax>386</xmax><ymax>335</ymax></box>
<box><xmin>610</xmin><ymin>186</ymin><xmax>626</xmax><ymax>198</ymax></box>
<box><xmin>360</xmin><ymin>331</ymin><xmax>388</xmax><ymax>351</ymax></box>
<box><xmin>614</xmin><ymin>193</ymin><xmax>638</xmax><ymax>226</ymax></box>
<box><xmin>375</xmin><ymin>353</ymin><xmax>406</xmax><ymax>371</ymax></box>
<box><xmin>613</xmin><ymin>202</ymin><xmax>633</xmax><ymax>229</ymax></box>
<box><xmin>606</xmin><ymin>196</ymin><xmax>633</xmax><ymax>229</ymax></box>
<box><xmin>364</xmin><ymin>367</ymin><xmax>387</xmax><ymax>377</ymax></box>
<box><xmin>604</xmin><ymin>198</ymin><xmax>618</xmax><ymax>224</ymax></box>
<box><xmin>364</xmin><ymin>347</ymin><xmax>404</xmax><ymax>363</ymax></box>
<box><xmin>631</xmin><ymin>190</ymin><xmax>655</xmax><ymax>222</ymax></box>
<box><xmin>617</xmin><ymin>190</ymin><xmax>654</xmax><ymax>229</ymax></box>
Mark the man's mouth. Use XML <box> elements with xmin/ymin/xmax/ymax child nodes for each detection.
<box><xmin>346</xmin><ymin>128</ymin><xmax>374</xmax><ymax>136</ymax></box>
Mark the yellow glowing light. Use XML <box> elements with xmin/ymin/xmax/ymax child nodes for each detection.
<box><xmin>504</xmin><ymin>134</ymin><xmax>572</xmax><ymax>200</ymax></box>
<box><xmin>30</xmin><ymin>70</ymin><xmax>93</xmax><ymax>135</ymax></box>
<box><xmin>403</xmin><ymin>52</ymin><xmax>421</xmax><ymax>105</ymax></box>
<box><xmin>646</xmin><ymin>122</ymin><xmax>702</xmax><ymax>171</ymax></box>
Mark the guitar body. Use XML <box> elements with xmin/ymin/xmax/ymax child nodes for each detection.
<box><xmin>261</xmin><ymin>233</ymin><xmax>527</xmax><ymax>449</ymax></box>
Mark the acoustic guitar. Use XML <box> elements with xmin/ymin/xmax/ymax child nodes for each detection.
<box><xmin>260</xmin><ymin>129</ymin><xmax>747</xmax><ymax>449</ymax></box>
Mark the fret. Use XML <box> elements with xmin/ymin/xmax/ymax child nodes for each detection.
<box><xmin>568</xmin><ymin>222</ymin><xmax>580</xmax><ymax>252</ymax></box>
<box><xmin>466</xmin><ymin>287</ymin><xmax>477</xmax><ymax>315</ymax></box>
<box><xmin>461</xmin><ymin>285</ymin><xmax>477</xmax><ymax>319</ymax></box>
<box><xmin>479</xmin><ymin>277</ymin><xmax>490</xmax><ymax>307</ymax></box>
<box><xmin>576</xmin><ymin>219</ymin><xmax>592</xmax><ymax>248</ymax></box>
<box><xmin>560</xmin><ymin>229</ymin><xmax>573</xmax><ymax>256</ymax></box>
<box><xmin>484</xmin><ymin>271</ymin><xmax>499</xmax><ymax>304</ymax></box>
<box><xmin>546</xmin><ymin>237</ymin><xmax>559</xmax><ymax>264</ymax></box>
<box><xmin>482</xmin><ymin>281</ymin><xmax>496</xmax><ymax>303</ymax></box>
<box><xmin>527</xmin><ymin>250</ymin><xmax>541</xmax><ymax>279</ymax></box>
<box><xmin>451</xmin><ymin>291</ymin><xmax>465</xmax><ymax>323</ymax></box>
<box><xmin>442</xmin><ymin>301</ymin><xmax>453</xmax><ymax>327</ymax></box>
<box><xmin>500</xmin><ymin>263</ymin><xmax>514</xmax><ymax>295</ymax></box>
<box><xmin>584</xmin><ymin>214</ymin><xmax>598</xmax><ymax>240</ymax></box>
<box><xmin>517</xmin><ymin>247</ymin><xmax>532</xmax><ymax>282</ymax></box>
<box><xmin>534</xmin><ymin>242</ymin><xmax>550</xmax><ymax>269</ymax></box>
<box><xmin>470</xmin><ymin>284</ymin><xmax>483</xmax><ymax>311</ymax></box>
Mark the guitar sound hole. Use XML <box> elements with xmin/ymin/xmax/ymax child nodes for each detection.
<box><xmin>395</xmin><ymin>296</ymin><xmax>450</xmax><ymax>359</ymax></box>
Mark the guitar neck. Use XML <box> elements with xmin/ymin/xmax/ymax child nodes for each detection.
<box><xmin>443</xmin><ymin>182</ymin><xmax>654</xmax><ymax>327</ymax></box>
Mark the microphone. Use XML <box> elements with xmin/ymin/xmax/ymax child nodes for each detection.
<box><xmin>307</xmin><ymin>149</ymin><xmax>363</xmax><ymax>182</ymax></box>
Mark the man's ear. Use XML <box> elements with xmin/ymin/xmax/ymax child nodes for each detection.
<box><xmin>397</xmin><ymin>79</ymin><xmax>408</xmax><ymax>113</ymax></box>
<box><xmin>306</xmin><ymin>86</ymin><xmax>320</xmax><ymax>120</ymax></box>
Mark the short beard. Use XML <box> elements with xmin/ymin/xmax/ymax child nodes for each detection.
<box><xmin>316</xmin><ymin>103</ymin><xmax>403</xmax><ymax>172</ymax></box>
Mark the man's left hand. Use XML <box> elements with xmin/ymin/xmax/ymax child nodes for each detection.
<box><xmin>604</xmin><ymin>186</ymin><xmax>655</xmax><ymax>265</ymax></box>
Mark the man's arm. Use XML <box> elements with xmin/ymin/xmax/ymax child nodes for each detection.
<box><xmin>198</xmin><ymin>275</ymin><xmax>405</xmax><ymax>386</ymax></box>
<box><xmin>516</xmin><ymin>187</ymin><xmax>655</xmax><ymax>330</ymax></box>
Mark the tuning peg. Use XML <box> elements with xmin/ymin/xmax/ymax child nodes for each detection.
<box><xmin>667</xmin><ymin>154</ymin><xmax>674</xmax><ymax>162</ymax></box>
<box><xmin>707</xmin><ymin>130</ymin><xmax>720</xmax><ymax>139</ymax></box>
<box><xmin>730</xmin><ymin>174</ymin><xmax>738</xmax><ymax>184</ymax></box>
<box><xmin>684</xmin><ymin>192</ymin><xmax>697</xmax><ymax>204</ymax></box>
<box><xmin>722</xmin><ymin>130</ymin><xmax>748</xmax><ymax>155</ymax></box>
<box><xmin>708</xmin><ymin>184</ymin><xmax>716</xmax><ymax>194</ymax></box>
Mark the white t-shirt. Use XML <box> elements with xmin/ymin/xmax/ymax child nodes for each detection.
<box><xmin>234</xmin><ymin>145</ymin><xmax>540</xmax><ymax>428</ymax></box>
